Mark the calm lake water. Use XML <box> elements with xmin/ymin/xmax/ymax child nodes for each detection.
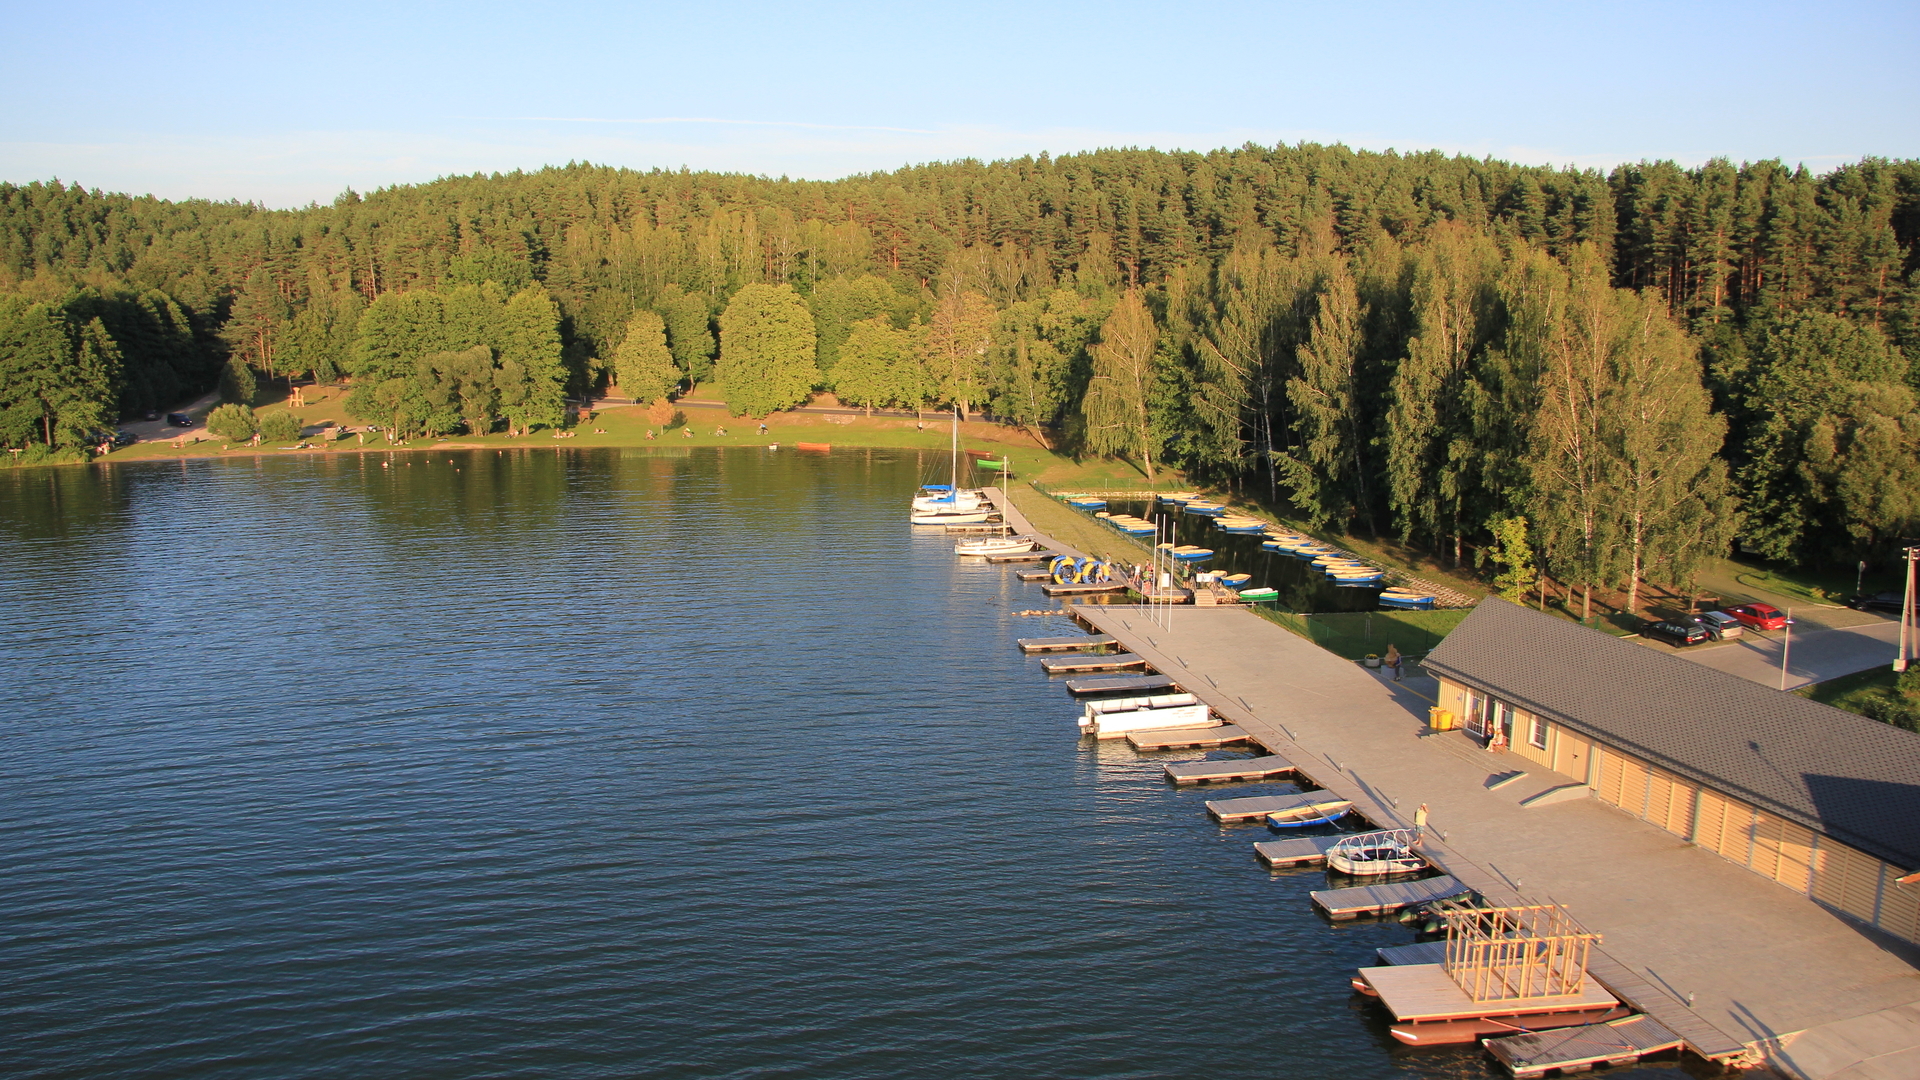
<box><xmin>0</xmin><ymin>449</ymin><xmax>1675</xmax><ymax>1079</ymax></box>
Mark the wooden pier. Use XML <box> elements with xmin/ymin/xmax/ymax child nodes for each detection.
<box><xmin>1312</xmin><ymin>875</ymin><xmax>1467</xmax><ymax>920</ymax></box>
<box><xmin>1015</xmin><ymin>570</ymin><xmax>1052</xmax><ymax>582</ymax></box>
<box><xmin>987</xmin><ymin>550</ymin><xmax>1052</xmax><ymax>563</ymax></box>
<box><xmin>1125</xmin><ymin>723</ymin><xmax>1248</xmax><ymax>750</ymax></box>
<box><xmin>1484</xmin><ymin>1015</ymin><xmax>1684</xmax><ymax>1078</ymax></box>
<box><xmin>1039</xmin><ymin>652</ymin><xmax>1146</xmax><ymax>674</ymax></box>
<box><xmin>1204</xmin><ymin>791</ymin><xmax>1333</xmax><ymax>823</ymax></box>
<box><xmin>1164</xmin><ymin>754</ymin><xmax>1296</xmax><ymax>785</ymax></box>
<box><xmin>1064</xmin><ymin>674</ymin><xmax>1178</xmax><ymax>696</ymax></box>
<box><xmin>1041</xmin><ymin>581</ymin><xmax>1129</xmax><ymax>597</ymax></box>
<box><xmin>1017</xmin><ymin>635</ymin><xmax>1118</xmax><ymax>654</ymax></box>
<box><xmin>1354</xmin><ymin>963</ymin><xmax>1626</xmax><ymax>1047</ymax></box>
<box><xmin>1376</xmin><ymin>941</ymin><xmax>1448</xmax><ymax>966</ymax></box>
<box><xmin>1253</xmin><ymin>835</ymin><xmax>1342</xmax><ymax>868</ymax></box>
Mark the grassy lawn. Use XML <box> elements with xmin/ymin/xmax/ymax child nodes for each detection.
<box><xmin>1799</xmin><ymin>666</ymin><xmax>1920</xmax><ymax>730</ymax></box>
<box><xmin>1002</xmin><ymin>485</ymin><xmax>1154</xmax><ymax>563</ymax></box>
<box><xmin>1251</xmin><ymin>607</ymin><xmax>1471</xmax><ymax>661</ymax></box>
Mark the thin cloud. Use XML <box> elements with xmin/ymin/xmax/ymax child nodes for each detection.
<box><xmin>476</xmin><ymin>116</ymin><xmax>942</xmax><ymax>135</ymax></box>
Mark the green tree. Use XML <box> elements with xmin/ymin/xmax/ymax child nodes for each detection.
<box><xmin>716</xmin><ymin>283</ymin><xmax>818</xmax><ymax>416</ymax></box>
<box><xmin>1080</xmin><ymin>288</ymin><xmax>1161</xmax><ymax>479</ymax></box>
<box><xmin>259</xmin><ymin>410</ymin><xmax>302</xmax><ymax>443</ymax></box>
<box><xmin>658</xmin><ymin>286</ymin><xmax>716</xmax><ymax>382</ymax></box>
<box><xmin>809</xmin><ymin>274</ymin><xmax>899</xmax><ymax>376</ymax></box>
<box><xmin>0</xmin><ymin>298</ymin><xmax>114</xmax><ymax>449</ymax></box>
<box><xmin>1280</xmin><ymin>258</ymin><xmax>1371</xmax><ymax>531</ymax></box>
<box><xmin>610</xmin><ymin>310</ymin><xmax>681</xmax><ymax>403</ymax></box>
<box><xmin>921</xmin><ymin>288</ymin><xmax>996</xmax><ymax>417</ymax></box>
<box><xmin>1480</xmin><ymin>515</ymin><xmax>1538</xmax><ymax>602</ymax></box>
<box><xmin>206</xmin><ymin>403</ymin><xmax>258</xmax><ymax>442</ymax></box>
<box><xmin>832</xmin><ymin>317</ymin><xmax>930</xmax><ymax>412</ymax></box>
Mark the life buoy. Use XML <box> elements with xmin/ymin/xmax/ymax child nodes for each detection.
<box><xmin>1050</xmin><ymin>554</ymin><xmax>1078</xmax><ymax>584</ymax></box>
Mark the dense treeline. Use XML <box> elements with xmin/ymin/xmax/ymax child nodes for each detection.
<box><xmin>1</xmin><ymin>144</ymin><xmax>1916</xmax><ymax>590</ymax></box>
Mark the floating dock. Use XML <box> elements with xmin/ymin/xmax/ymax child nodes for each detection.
<box><xmin>1253</xmin><ymin>834</ymin><xmax>1342</xmax><ymax>868</ymax></box>
<box><xmin>987</xmin><ymin>551</ymin><xmax>1052</xmax><ymax>563</ymax></box>
<box><xmin>1039</xmin><ymin>652</ymin><xmax>1147</xmax><ymax>675</ymax></box>
<box><xmin>1126</xmin><ymin>723</ymin><xmax>1248</xmax><ymax>750</ymax></box>
<box><xmin>1015</xmin><ymin>570</ymin><xmax>1052</xmax><ymax>582</ymax></box>
<box><xmin>1312</xmin><ymin>875</ymin><xmax>1468</xmax><ymax>920</ymax></box>
<box><xmin>1064</xmin><ymin>674</ymin><xmax>1178</xmax><ymax>696</ymax></box>
<box><xmin>1353</xmin><ymin>963</ymin><xmax>1626</xmax><ymax>1047</ymax></box>
<box><xmin>1375</xmin><ymin>941</ymin><xmax>1448</xmax><ymax>965</ymax></box>
<box><xmin>1017</xmin><ymin>635</ymin><xmax>1118</xmax><ymax>654</ymax></box>
<box><xmin>1205</xmin><ymin>791</ymin><xmax>1331</xmax><ymax>823</ymax></box>
<box><xmin>1484</xmin><ymin>1015</ymin><xmax>1684</xmax><ymax>1079</ymax></box>
<box><xmin>1041</xmin><ymin>581</ymin><xmax>1129</xmax><ymax>597</ymax></box>
<box><xmin>1164</xmin><ymin>754</ymin><xmax>1296</xmax><ymax>785</ymax></box>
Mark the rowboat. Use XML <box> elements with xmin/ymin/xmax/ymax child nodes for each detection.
<box><xmin>1155</xmin><ymin>543</ymin><xmax>1214</xmax><ymax>562</ymax></box>
<box><xmin>1379</xmin><ymin>589</ymin><xmax>1437</xmax><ymax>609</ymax></box>
<box><xmin>1064</xmin><ymin>495</ymin><xmax>1108</xmax><ymax>509</ymax></box>
<box><xmin>1158</xmin><ymin>491</ymin><xmax>1199</xmax><ymax>504</ymax></box>
<box><xmin>1217</xmin><ymin>572</ymin><xmax>1253</xmax><ymax>588</ymax></box>
<box><xmin>1237</xmin><ymin>587</ymin><xmax>1280</xmax><ymax>602</ymax></box>
<box><xmin>1214</xmin><ymin>518</ymin><xmax>1268</xmax><ymax>534</ymax></box>
<box><xmin>1265</xmin><ymin>796</ymin><xmax>1354</xmax><ymax>828</ymax></box>
<box><xmin>1324</xmin><ymin>829</ymin><xmax>1426</xmax><ymax>876</ymax></box>
<box><xmin>1183</xmin><ymin>502</ymin><xmax>1227</xmax><ymax>517</ymax></box>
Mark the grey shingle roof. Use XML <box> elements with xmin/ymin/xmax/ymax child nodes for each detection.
<box><xmin>1423</xmin><ymin>598</ymin><xmax>1920</xmax><ymax>871</ymax></box>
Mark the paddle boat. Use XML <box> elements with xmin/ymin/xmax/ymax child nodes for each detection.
<box><xmin>953</xmin><ymin>534</ymin><xmax>1036</xmax><ymax>556</ymax></box>
<box><xmin>1265</xmin><ymin>796</ymin><xmax>1354</xmax><ymax>828</ymax></box>
<box><xmin>1214</xmin><ymin>517</ymin><xmax>1268</xmax><ymax>534</ymax></box>
<box><xmin>1155</xmin><ymin>543</ymin><xmax>1215</xmax><ymax>562</ymax></box>
<box><xmin>1324</xmin><ymin>829</ymin><xmax>1426</xmax><ymax>876</ymax></box>
<box><xmin>1049</xmin><ymin>555</ymin><xmax>1116</xmax><ymax>585</ymax></box>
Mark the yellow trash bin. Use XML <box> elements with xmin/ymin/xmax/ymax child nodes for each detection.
<box><xmin>1428</xmin><ymin>707</ymin><xmax>1456</xmax><ymax>731</ymax></box>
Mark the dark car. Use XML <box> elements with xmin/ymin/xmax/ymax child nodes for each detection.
<box><xmin>1724</xmin><ymin>603</ymin><xmax>1788</xmax><ymax>631</ymax></box>
<box><xmin>1642</xmin><ymin>620</ymin><xmax>1711</xmax><ymax>647</ymax></box>
<box><xmin>113</xmin><ymin>430</ymin><xmax>137</xmax><ymax>447</ymax></box>
<box><xmin>1848</xmin><ymin>592</ymin><xmax>1906</xmax><ymax>614</ymax></box>
<box><xmin>166</xmin><ymin>412</ymin><xmax>193</xmax><ymax>428</ymax></box>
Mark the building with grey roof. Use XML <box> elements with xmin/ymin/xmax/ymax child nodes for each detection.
<box><xmin>1423</xmin><ymin>598</ymin><xmax>1920</xmax><ymax>946</ymax></box>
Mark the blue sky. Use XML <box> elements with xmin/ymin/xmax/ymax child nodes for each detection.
<box><xmin>4</xmin><ymin>0</ymin><xmax>1914</xmax><ymax>207</ymax></box>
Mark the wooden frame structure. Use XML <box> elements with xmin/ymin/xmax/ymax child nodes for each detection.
<box><xmin>1440</xmin><ymin>902</ymin><xmax>1600</xmax><ymax>1002</ymax></box>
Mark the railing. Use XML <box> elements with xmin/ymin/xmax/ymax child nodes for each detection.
<box><xmin>1440</xmin><ymin>903</ymin><xmax>1601</xmax><ymax>1001</ymax></box>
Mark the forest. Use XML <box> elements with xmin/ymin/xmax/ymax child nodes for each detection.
<box><xmin>1</xmin><ymin>144</ymin><xmax>1917</xmax><ymax>600</ymax></box>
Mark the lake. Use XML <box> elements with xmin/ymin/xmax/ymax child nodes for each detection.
<box><xmin>0</xmin><ymin>449</ymin><xmax>1669</xmax><ymax>1078</ymax></box>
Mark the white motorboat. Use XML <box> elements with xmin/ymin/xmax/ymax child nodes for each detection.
<box><xmin>1323</xmin><ymin>829</ymin><xmax>1426</xmax><ymax>875</ymax></box>
<box><xmin>911</xmin><ymin>508</ymin><xmax>993</xmax><ymax>526</ymax></box>
<box><xmin>954</xmin><ymin>535</ymin><xmax>1036</xmax><ymax>556</ymax></box>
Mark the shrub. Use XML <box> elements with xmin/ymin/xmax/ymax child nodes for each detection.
<box><xmin>206</xmin><ymin>403</ymin><xmax>258</xmax><ymax>442</ymax></box>
<box><xmin>258</xmin><ymin>410</ymin><xmax>302</xmax><ymax>443</ymax></box>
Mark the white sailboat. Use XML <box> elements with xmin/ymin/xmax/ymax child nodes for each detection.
<box><xmin>910</xmin><ymin>407</ymin><xmax>993</xmax><ymax>525</ymax></box>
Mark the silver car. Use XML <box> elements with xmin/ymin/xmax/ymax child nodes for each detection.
<box><xmin>1695</xmin><ymin>610</ymin><xmax>1744</xmax><ymax>640</ymax></box>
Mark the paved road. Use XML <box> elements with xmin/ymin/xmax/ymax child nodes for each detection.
<box><xmin>118</xmin><ymin>391</ymin><xmax>220</xmax><ymax>444</ymax></box>
<box><xmin>1677</xmin><ymin>616</ymin><xmax>1907</xmax><ymax>689</ymax></box>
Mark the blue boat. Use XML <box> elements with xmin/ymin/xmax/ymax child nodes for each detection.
<box><xmin>1292</xmin><ymin>546</ymin><xmax>1339</xmax><ymax>559</ymax></box>
<box><xmin>1065</xmin><ymin>498</ymin><xmax>1108</xmax><ymax>509</ymax></box>
<box><xmin>1333</xmin><ymin>575</ymin><xmax>1386</xmax><ymax>587</ymax></box>
<box><xmin>1379</xmin><ymin>592</ymin><xmax>1436</xmax><ymax>609</ymax></box>
<box><xmin>1214</xmin><ymin>521</ymin><xmax>1266</xmax><ymax>534</ymax></box>
<box><xmin>1157</xmin><ymin>544</ymin><xmax>1214</xmax><ymax>562</ymax></box>
<box><xmin>1217</xmin><ymin>573</ymin><xmax>1253</xmax><ymax>588</ymax></box>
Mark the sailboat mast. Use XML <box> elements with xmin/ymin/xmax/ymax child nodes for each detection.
<box><xmin>949</xmin><ymin>405</ymin><xmax>959</xmax><ymax>489</ymax></box>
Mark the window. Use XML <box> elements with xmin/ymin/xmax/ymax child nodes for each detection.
<box><xmin>1529</xmin><ymin>714</ymin><xmax>1548</xmax><ymax>750</ymax></box>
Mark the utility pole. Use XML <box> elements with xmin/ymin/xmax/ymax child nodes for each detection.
<box><xmin>1897</xmin><ymin>546</ymin><xmax>1918</xmax><ymax>675</ymax></box>
<box><xmin>1780</xmin><ymin>608</ymin><xmax>1796</xmax><ymax>691</ymax></box>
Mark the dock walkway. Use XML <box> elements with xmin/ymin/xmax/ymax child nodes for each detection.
<box><xmin>1061</xmin><ymin>604</ymin><xmax>1918</xmax><ymax>1069</ymax></box>
<box><xmin>1311</xmin><ymin>874</ymin><xmax>1467</xmax><ymax>920</ymax></box>
<box><xmin>1163</xmin><ymin>754</ymin><xmax>1295</xmax><ymax>784</ymax></box>
<box><xmin>1126</xmin><ymin>723</ymin><xmax>1247</xmax><ymax>750</ymax></box>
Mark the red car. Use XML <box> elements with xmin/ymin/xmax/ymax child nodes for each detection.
<box><xmin>1724</xmin><ymin>603</ymin><xmax>1788</xmax><ymax>631</ymax></box>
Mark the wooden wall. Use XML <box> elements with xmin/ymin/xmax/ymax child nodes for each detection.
<box><xmin>1431</xmin><ymin>677</ymin><xmax>1920</xmax><ymax>945</ymax></box>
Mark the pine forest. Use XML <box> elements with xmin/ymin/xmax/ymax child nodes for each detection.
<box><xmin>3</xmin><ymin>145</ymin><xmax>1918</xmax><ymax>598</ymax></box>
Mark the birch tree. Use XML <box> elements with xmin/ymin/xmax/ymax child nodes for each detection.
<box><xmin>1081</xmin><ymin>288</ymin><xmax>1160</xmax><ymax>479</ymax></box>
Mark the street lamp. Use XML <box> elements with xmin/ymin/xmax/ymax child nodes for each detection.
<box><xmin>1779</xmin><ymin>608</ymin><xmax>1796</xmax><ymax>691</ymax></box>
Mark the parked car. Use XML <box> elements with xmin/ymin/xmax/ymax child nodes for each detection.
<box><xmin>142</xmin><ymin>410</ymin><xmax>160</xmax><ymax>421</ymax></box>
<box><xmin>1692</xmin><ymin>611</ymin><xmax>1745</xmax><ymax>640</ymax></box>
<box><xmin>1724</xmin><ymin>603</ymin><xmax>1788</xmax><ymax>631</ymax></box>
<box><xmin>165</xmin><ymin>412</ymin><xmax>193</xmax><ymax>427</ymax></box>
<box><xmin>1642</xmin><ymin>620</ymin><xmax>1711</xmax><ymax>647</ymax></box>
<box><xmin>112</xmin><ymin>430</ymin><xmax>137</xmax><ymax>447</ymax></box>
<box><xmin>1848</xmin><ymin>592</ymin><xmax>1906</xmax><ymax>614</ymax></box>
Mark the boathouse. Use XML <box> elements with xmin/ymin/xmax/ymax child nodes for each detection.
<box><xmin>1422</xmin><ymin>598</ymin><xmax>1920</xmax><ymax>946</ymax></box>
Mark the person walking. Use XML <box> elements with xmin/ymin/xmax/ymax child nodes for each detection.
<box><xmin>1413</xmin><ymin>802</ymin><xmax>1429</xmax><ymax>844</ymax></box>
<box><xmin>1384</xmin><ymin>644</ymin><xmax>1403</xmax><ymax>682</ymax></box>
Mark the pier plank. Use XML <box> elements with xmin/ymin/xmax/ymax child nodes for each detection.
<box><xmin>1064</xmin><ymin>674</ymin><xmax>1177</xmax><ymax>696</ymax></box>
<box><xmin>1312</xmin><ymin>875</ymin><xmax>1468</xmax><ymax>920</ymax></box>
<box><xmin>1038</xmin><ymin>652</ymin><xmax>1147</xmax><ymax>674</ymax></box>
<box><xmin>1126</xmin><ymin>723</ymin><xmax>1247</xmax><ymax>750</ymax></box>
<box><xmin>1164</xmin><ymin>754</ymin><xmax>1296</xmax><ymax>784</ymax></box>
<box><xmin>1205</xmin><ymin>791</ymin><xmax>1326</xmax><ymax>822</ymax></box>
<box><xmin>1017</xmin><ymin>635</ymin><xmax>1119</xmax><ymax>653</ymax></box>
<box><xmin>1254</xmin><ymin>835</ymin><xmax>1341</xmax><ymax>867</ymax></box>
<box><xmin>1485</xmin><ymin>1015</ymin><xmax>1684</xmax><ymax>1079</ymax></box>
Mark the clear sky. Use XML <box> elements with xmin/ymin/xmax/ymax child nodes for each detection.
<box><xmin>4</xmin><ymin>0</ymin><xmax>1914</xmax><ymax>208</ymax></box>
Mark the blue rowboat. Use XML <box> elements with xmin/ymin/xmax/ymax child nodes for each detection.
<box><xmin>1066</xmin><ymin>497</ymin><xmax>1108</xmax><ymax>509</ymax></box>
<box><xmin>1214</xmin><ymin>521</ymin><xmax>1266</xmax><ymax>534</ymax></box>
<box><xmin>1183</xmin><ymin>503</ymin><xmax>1227</xmax><ymax>517</ymax></box>
<box><xmin>1218</xmin><ymin>573</ymin><xmax>1253</xmax><ymax>588</ymax></box>
<box><xmin>1379</xmin><ymin>594</ymin><xmax>1436</xmax><ymax>609</ymax></box>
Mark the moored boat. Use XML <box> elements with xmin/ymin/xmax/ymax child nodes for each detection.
<box><xmin>1237</xmin><ymin>587</ymin><xmax>1280</xmax><ymax>602</ymax></box>
<box><xmin>1265</xmin><ymin>796</ymin><xmax>1354</xmax><ymax>828</ymax></box>
<box><xmin>954</xmin><ymin>535</ymin><xmax>1036</xmax><ymax>556</ymax></box>
<box><xmin>1324</xmin><ymin>829</ymin><xmax>1426</xmax><ymax>876</ymax></box>
<box><xmin>1155</xmin><ymin>543</ymin><xmax>1214</xmax><ymax>562</ymax></box>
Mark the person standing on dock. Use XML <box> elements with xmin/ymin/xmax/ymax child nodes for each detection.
<box><xmin>1413</xmin><ymin>803</ymin><xmax>1428</xmax><ymax>844</ymax></box>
